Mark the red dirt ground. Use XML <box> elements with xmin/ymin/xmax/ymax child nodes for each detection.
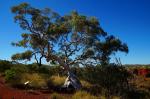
<box><xmin>0</xmin><ymin>76</ymin><xmax>50</xmax><ymax>99</ymax></box>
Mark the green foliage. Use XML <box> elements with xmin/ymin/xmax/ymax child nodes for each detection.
<box><xmin>11</xmin><ymin>50</ymin><xmax>32</xmax><ymax>61</ymax></box>
<box><xmin>11</xmin><ymin>3</ymin><xmax>62</xmax><ymax>66</ymax></box>
<box><xmin>11</xmin><ymin>53</ymin><xmax>22</xmax><ymax>60</ymax></box>
<box><xmin>38</xmin><ymin>66</ymin><xmax>50</xmax><ymax>74</ymax></box>
<box><xmin>11</xmin><ymin>64</ymin><xmax>28</xmax><ymax>73</ymax></box>
<box><xmin>27</xmin><ymin>63</ymin><xmax>39</xmax><ymax>72</ymax></box>
<box><xmin>75</xmin><ymin>64</ymin><xmax>132</xmax><ymax>97</ymax></box>
<box><xmin>9</xmin><ymin>3</ymin><xmax>133</xmax><ymax>98</ymax></box>
<box><xmin>2</xmin><ymin>62</ymin><xmax>51</xmax><ymax>89</ymax></box>
<box><xmin>94</xmin><ymin>35</ymin><xmax>128</xmax><ymax>65</ymax></box>
<box><xmin>5</xmin><ymin>69</ymin><xmax>17</xmax><ymax>82</ymax></box>
<box><xmin>0</xmin><ymin>60</ymin><xmax>12</xmax><ymax>72</ymax></box>
<box><xmin>99</xmin><ymin>65</ymin><xmax>131</xmax><ymax>97</ymax></box>
<box><xmin>11</xmin><ymin>3</ymin><xmax>128</xmax><ymax>70</ymax></box>
<box><xmin>49</xmin><ymin>66</ymin><xmax>66</xmax><ymax>76</ymax></box>
<box><xmin>1</xmin><ymin>60</ymin><xmax>149</xmax><ymax>99</ymax></box>
<box><xmin>27</xmin><ymin>63</ymin><xmax>51</xmax><ymax>74</ymax></box>
<box><xmin>4</xmin><ymin>63</ymin><xmax>28</xmax><ymax>86</ymax></box>
<box><xmin>11</xmin><ymin>3</ymin><xmax>29</xmax><ymax>13</ymax></box>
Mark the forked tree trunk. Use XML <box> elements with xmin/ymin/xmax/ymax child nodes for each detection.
<box><xmin>34</xmin><ymin>54</ymin><xmax>43</xmax><ymax>67</ymax></box>
<box><xmin>47</xmin><ymin>54</ymin><xmax>82</xmax><ymax>90</ymax></box>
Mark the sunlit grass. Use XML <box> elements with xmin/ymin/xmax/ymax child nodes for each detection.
<box><xmin>20</xmin><ymin>73</ymin><xmax>47</xmax><ymax>88</ymax></box>
<box><xmin>50</xmin><ymin>93</ymin><xmax>66</xmax><ymax>99</ymax></box>
<box><xmin>49</xmin><ymin>75</ymin><xmax>66</xmax><ymax>86</ymax></box>
<box><xmin>72</xmin><ymin>90</ymin><xmax>98</xmax><ymax>99</ymax></box>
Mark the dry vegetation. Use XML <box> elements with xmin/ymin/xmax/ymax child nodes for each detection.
<box><xmin>0</xmin><ymin>60</ymin><xmax>150</xmax><ymax>99</ymax></box>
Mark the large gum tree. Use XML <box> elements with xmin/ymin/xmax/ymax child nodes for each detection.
<box><xmin>11</xmin><ymin>3</ymin><xmax>128</xmax><ymax>89</ymax></box>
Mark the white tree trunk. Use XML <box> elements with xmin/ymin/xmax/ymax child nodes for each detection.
<box><xmin>47</xmin><ymin>54</ymin><xmax>82</xmax><ymax>90</ymax></box>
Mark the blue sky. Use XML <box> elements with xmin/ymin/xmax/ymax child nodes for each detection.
<box><xmin>0</xmin><ymin>0</ymin><xmax>150</xmax><ymax>64</ymax></box>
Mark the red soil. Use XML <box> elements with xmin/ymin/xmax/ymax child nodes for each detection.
<box><xmin>0</xmin><ymin>76</ymin><xmax>50</xmax><ymax>99</ymax></box>
<box><xmin>138</xmin><ymin>69</ymin><xmax>150</xmax><ymax>76</ymax></box>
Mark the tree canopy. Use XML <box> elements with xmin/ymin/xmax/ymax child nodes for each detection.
<box><xmin>11</xmin><ymin>3</ymin><xmax>128</xmax><ymax>68</ymax></box>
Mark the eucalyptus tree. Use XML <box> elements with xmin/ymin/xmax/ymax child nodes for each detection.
<box><xmin>11</xmin><ymin>3</ymin><xmax>128</xmax><ymax>89</ymax></box>
<box><xmin>11</xmin><ymin>3</ymin><xmax>66</xmax><ymax>66</ymax></box>
<box><xmin>11</xmin><ymin>3</ymin><xmax>106</xmax><ymax>68</ymax></box>
<box><xmin>53</xmin><ymin>11</ymin><xmax>107</xmax><ymax>67</ymax></box>
<box><xmin>93</xmin><ymin>35</ymin><xmax>128</xmax><ymax>65</ymax></box>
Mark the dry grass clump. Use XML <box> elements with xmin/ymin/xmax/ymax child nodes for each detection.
<box><xmin>100</xmin><ymin>96</ymin><xmax>120</xmax><ymax>99</ymax></box>
<box><xmin>80</xmin><ymin>80</ymin><xmax>92</xmax><ymax>88</ymax></box>
<box><xmin>20</xmin><ymin>73</ymin><xmax>47</xmax><ymax>89</ymax></box>
<box><xmin>49</xmin><ymin>75</ymin><xmax>92</xmax><ymax>88</ymax></box>
<box><xmin>72</xmin><ymin>90</ymin><xmax>98</xmax><ymax>99</ymax></box>
<box><xmin>49</xmin><ymin>75</ymin><xmax>66</xmax><ymax>86</ymax></box>
<box><xmin>51</xmin><ymin>93</ymin><xmax>66</xmax><ymax>99</ymax></box>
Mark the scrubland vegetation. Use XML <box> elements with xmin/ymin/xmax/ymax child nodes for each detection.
<box><xmin>0</xmin><ymin>2</ymin><xmax>150</xmax><ymax>99</ymax></box>
<box><xmin>0</xmin><ymin>60</ymin><xmax>150</xmax><ymax>99</ymax></box>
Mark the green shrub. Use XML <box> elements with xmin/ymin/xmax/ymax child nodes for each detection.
<box><xmin>49</xmin><ymin>66</ymin><xmax>66</xmax><ymax>76</ymax></box>
<box><xmin>27</xmin><ymin>63</ymin><xmax>39</xmax><ymax>72</ymax></box>
<box><xmin>38</xmin><ymin>66</ymin><xmax>50</xmax><ymax>74</ymax></box>
<box><xmin>5</xmin><ymin>68</ymin><xmax>24</xmax><ymax>88</ymax></box>
<box><xmin>5</xmin><ymin>69</ymin><xmax>17</xmax><ymax>82</ymax></box>
<box><xmin>11</xmin><ymin>64</ymin><xmax>28</xmax><ymax>73</ymax></box>
<box><xmin>79</xmin><ymin>64</ymin><xmax>132</xmax><ymax>97</ymax></box>
<box><xmin>0</xmin><ymin>60</ymin><xmax>12</xmax><ymax>72</ymax></box>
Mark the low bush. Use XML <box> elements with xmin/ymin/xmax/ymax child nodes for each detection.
<box><xmin>27</xmin><ymin>63</ymin><xmax>39</xmax><ymax>73</ymax></box>
<box><xmin>38</xmin><ymin>66</ymin><xmax>50</xmax><ymax>74</ymax></box>
<box><xmin>0</xmin><ymin>60</ymin><xmax>12</xmax><ymax>72</ymax></box>
<box><xmin>4</xmin><ymin>69</ymin><xmax>22</xmax><ymax>87</ymax></box>
<box><xmin>49</xmin><ymin>66</ymin><xmax>66</xmax><ymax>76</ymax></box>
<box><xmin>11</xmin><ymin>64</ymin><xmax>28</xmax><ymax>73</ymax></box>
<box><xmin>5</xmin><ymin>69</ymin><xmax>17</xmax><ymax>82</ymax></box>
